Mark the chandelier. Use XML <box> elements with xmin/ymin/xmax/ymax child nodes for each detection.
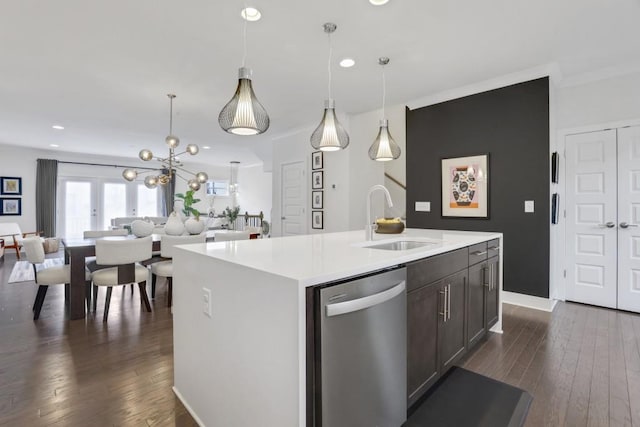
<box><xmin>123</xmin><ymin>94</ymin><xmax>208</xmax><ymax>190</ymax></box>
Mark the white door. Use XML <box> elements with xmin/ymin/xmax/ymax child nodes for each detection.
<box><xmin>59</xmin><ymin>179</ymin><xmax>98</xmax><ymax>238</ymax></box>
<box><xmin>565</xmin><ymin>129</ymin><xmax>618</xmax><ymax>308</ymax></box>
<box><xmin>617</xmin><ymin>126</ymin><xmax>640</xmax><ymax>312</ymax></box>
<box><xmin>281</xmin><ymin>161</ymin><xmax>306</xmax><ymax>236</ymax></box>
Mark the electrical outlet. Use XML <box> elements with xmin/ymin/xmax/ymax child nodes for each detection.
<box><xmin>203</xmin><ymin>287</ymin><xmax>212</xmax><ymax>317</ymax></box>
<box><xmin>524</xmin><ymin>200</ymin><xmax>535</xmax><ymax>213</ymax></box>
<box><xmin>415</xmin><ymin>201</ymin><xmax>431</xmax><ymax>212</ymax></box>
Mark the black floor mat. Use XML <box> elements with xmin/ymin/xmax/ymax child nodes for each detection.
<box><xmin>405</xmin><ymin>367</ymin><xmax>532</xmax><ymax>427</ymax></box>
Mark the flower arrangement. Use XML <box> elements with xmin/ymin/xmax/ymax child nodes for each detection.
<box><xmin>223</xmin><ymin>205</ymin><xmax>241</xmax><ymax>229</ymax></box>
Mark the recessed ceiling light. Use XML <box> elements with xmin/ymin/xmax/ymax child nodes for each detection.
<box><xmin>241</xmin><ymin>7</ymin><xmax>261</xmax><ymax>21</ymax></box>
<box><xmin>52</xmin><ymin>125</ymin><xmax>64</xmax><ymax>130</ymax></box>
<box><xmin>339</xmin><ymin>58</ymin><xmax>355</xmax><ymax>68</ymax></box>
<box><xmin>203</xmin><ymin>146</ymin><xmax>211</xmax><ymax>150</ymax></box>
<box><xmin>50</xmin><ymin>144</ymin><xmax>59</xmax><ymax>148</ymax></box>
<box><xmin>369</xmin><ymin>0</ymin><xmax>390</xmax><ymax>5</ymax></box>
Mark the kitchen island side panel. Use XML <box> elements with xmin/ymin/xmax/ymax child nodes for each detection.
<box><xmin>173</xmin><ymin>248</ymin><xmax>304</xmax><ymax>427</ymax></box>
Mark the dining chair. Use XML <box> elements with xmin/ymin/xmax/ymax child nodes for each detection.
<box><xmin>91</xmin><ymin>236</ymin><xmax>153</xmax><ymax>321</ymax></box>
<box><xmin>150</xmin><ymin>234</ymin><xmax>206</xmax><ymax>306</ymax></box>
<box><xmin>23</xmin><ymin>237</ymin><xmax>91</xmax><ymax>320</ymax></box>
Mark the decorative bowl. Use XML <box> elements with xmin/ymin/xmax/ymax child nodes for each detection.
<box><xmin>375</xmin><ymin>218</ymin><xmax>405</xmax><ymax>234</ymax></box>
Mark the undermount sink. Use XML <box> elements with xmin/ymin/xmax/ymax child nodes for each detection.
<box><xmin>364</xmin><ymin>240</ymin><xmax>437</xmax><ymax>251</ymax></box>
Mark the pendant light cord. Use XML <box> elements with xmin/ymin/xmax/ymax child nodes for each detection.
<box><xmin>242</xmin><ymin>3</ymin><xmax>248</xmax><ymax>67</ymax></box>
<box><xmin>381</xmin><ymin>65</ymin><xmax>386</xmax><ymax>119</ymax></box>
<box><xmin>327</xmin><ymin>32</ymin><xmax>333</xmax><ymax>99</ymax></box>
<box><xmin>169</xmin><ymin>95</ymin><xmax>173</xmax><ymax>134</ymax></box>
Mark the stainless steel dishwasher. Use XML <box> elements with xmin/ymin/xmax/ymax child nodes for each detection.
<box><xmin>319</xmin><ymin>267</ymin><xmax>407</xmax><ymax>427</ymax></box>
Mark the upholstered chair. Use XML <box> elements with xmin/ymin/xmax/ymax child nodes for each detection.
<box><xmin>23</xmin><ymin>237</ymin><xmax>91</xmax><ymax>320</ymax></box>
<box><xmin>91</xmin><ymin>236</ymin><xmax>153</xmax><ymax>321</ymax></box>
<box><xmin>150</xmin><ymin>234</ymin><xmax>206</xmax><ymax>306</ymax></box>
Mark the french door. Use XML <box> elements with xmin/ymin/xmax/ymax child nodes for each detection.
<box><xmin>58</xmin><ymin>178</ymin><xmax>160</xmax><ymax>238</ymax></box>
<box><xmin>565</xmin><ymin>126</ymin><xmax>640</xmax><ymax>312</ymax></box>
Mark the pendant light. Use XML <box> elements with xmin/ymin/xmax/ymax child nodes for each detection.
<box><xmin>310</xmin><ymin>23</ymin><xmax>349</xmax><ymax>151</ymax></box>
<box><xmin>368</xmin><ymin>57</ymin><xmax>401</xmax><ymax>161</ymax></box>
<box><xmin>218</xmin><ymin>6</ymin><xmax>269</xmax><ymax>135</ymax></box>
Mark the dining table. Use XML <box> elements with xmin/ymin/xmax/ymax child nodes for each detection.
<box><xmin>62</xmin><ymin>234</ymin><xmax>161</xmax><ymax>320</ymax></box>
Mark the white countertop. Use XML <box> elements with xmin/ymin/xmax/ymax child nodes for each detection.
<box><xmin>178</xmin><ymin>228</ymin><xmax>501</xmax><ymax>287</ymax></box>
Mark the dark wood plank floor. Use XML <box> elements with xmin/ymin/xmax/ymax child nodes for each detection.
<box><xmin>0</xmin><ymin>252</ymin><xmax>198</xmax><ymax>426</ymax></box>
<box><xmin>2</xmin><ymin>250</ymin><xmax>640</xmax><ymax>426</ymax></box>
<box><xmin>461</xmin><ymin>300</ymin><xmax>640</xmax><ymax>426</ymax></box>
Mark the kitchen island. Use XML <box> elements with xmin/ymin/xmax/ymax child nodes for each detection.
<box><xmin>172</xmin><ymin>228</ymin><xmax>503</xmax><ymax>427</ymax></box>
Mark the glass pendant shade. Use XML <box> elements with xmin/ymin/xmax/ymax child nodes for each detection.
<box><xmin>122</xmin><ymin>169</ymin><xmax>137</xmax><ymax>181</ymax></box>
<box><xmin>144</xmin><ymin>175</ymin><xmax>158</xmax><ymax>189</ymax></box>
<box><xmin>139</xmin><ymin>149</ymin><xmax>153</xmax><ymax>161</ymax></box>
<box><xmin>186</xmin><ymin>144</ymin><xmax>199</xmax><ymax>155</ymax></box>
<box><xmin>310</xmin><ymin>99</ymin><xmax>349</xmax><ymax>151</ymax></box>
<box><xmin>219</xmin><ymin>67</ymin><xmax>269</xmax><ymax>136</ymax></box>
<box><xmin>196</xmin><ymin>172</ymin><xmax>208</xmax><ymax>183</ymax></box>
<box><xmin>165</xmin><ymin>135</ymin><xmax>180</xmax><ymax>148</ymax></box>
<box><xmin>369</xmin><ymin>119</ymin><xmax>401</xmax><ymax>161</ymax></box>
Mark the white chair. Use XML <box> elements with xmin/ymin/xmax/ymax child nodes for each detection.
<box><xmin>91</xmin><ymin>236</ymin><xmax>153</xmax><ymax>321</ymax></box>
<box><xmin>0</xmin><ymin>222</ymin><xmax>41</xmax><ymax>259</ymax></box>
<box><xmin>214</xmin><ymin>231</ymin><xmax>251</xmax><ymax>241</ymax></box>
<box><xmin>23</xmin><ymin>237</ymin><xmax>91</xmax><ymax>320</ymax></box>
<box><xmin>150</xmin><ymin>234</ymin><xmax>206</xmax><ymax>306</ymax></box>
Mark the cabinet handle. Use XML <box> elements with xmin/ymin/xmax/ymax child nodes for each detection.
<box><xmin>488</xmin><ymin>246</ymin><xmax>500</xmax><ymax>251</ymax></box>
<box><xmin>439</xmin><ymin>289</ymin><xmax>447</xmax><ymax>321</ymax></box>
<box><xmin>447</xmin><ymin>284</ymin><xmax>451</xmax><ymax>321</ymax></box>
<box><xmin>483</xmin><ymin>267</ymin><xmax>489</xmax><ymax>288</ymax></box>
<box><xmin>471</xmin><ymin>250</ymin><xmax>487</xmax><ymax>256</ymax></box>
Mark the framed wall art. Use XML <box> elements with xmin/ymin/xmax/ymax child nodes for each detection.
<box><xmin>312</xmin><ymin>171</ymin><xmax>323</xmax><ymax>189</ymax></box>
<box><xmin>0</xmin><ymin>177</ymin><xmax>22</xmax><ymax>195</ymax></box>
<box><xmin>441</xmin><ymin>154</ymin><xmax>489</xmax><ymax>218</ymax></box>
<box><xmin>0</xmin><ymin>198</ymin><xmax>22</xmax><ymax>216</ymax></box>
<box><xmin>312</xmin><ymin>151</ymin><xmax>323</xmax><ymax>170</ymax></box>
<box><xmin>312</xmin><ymin>191</ymin><xmax>323</xmax><ymax>209</ymax></box>
<box><xmin>312</xmin><ymin>210</ymin><xmax>324</xmax><ymax>229</ymax></box>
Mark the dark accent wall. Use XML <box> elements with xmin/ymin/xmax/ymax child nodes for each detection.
<box><xmin>406</xmin><ymin>77</ymin><xmax>550</xmax><ymax>298</ymax></box>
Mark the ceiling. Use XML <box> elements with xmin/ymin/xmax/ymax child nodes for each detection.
<box><xmin>1</xmin><ymin>0</ymin><xmax>639</xmax><ymax>167</ymax></box>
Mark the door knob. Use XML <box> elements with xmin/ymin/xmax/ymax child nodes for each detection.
<box><xmin>620</xmin><ymin>222</ymin><xmax>638</xmax><ymax>229</ymax></box>
<box><xmin>598</xmin><ymin>222</ymin><xmax>616</xmax><ymax>228</ymax></box>
<box><xmin>281</xmin><ymin>216</ymin><xmax>286</xmax><ymax>220</ymax></box>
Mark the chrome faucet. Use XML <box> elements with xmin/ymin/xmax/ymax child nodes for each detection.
<box><xmin>366</xmin><ymin>185</ymin><xmax>393</xmax><ymax>241</ymax></box>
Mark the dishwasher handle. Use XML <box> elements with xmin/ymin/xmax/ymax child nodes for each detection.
<box><xmin>326</xmin><ymin>281</ymin><xmax>406</xmax><ymax>317</ymax></box>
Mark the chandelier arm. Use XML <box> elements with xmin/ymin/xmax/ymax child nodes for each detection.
<box><xmin>173</xmin><ymin>165</ymin><xmax>199</xmax><ymax>175</ymax></box>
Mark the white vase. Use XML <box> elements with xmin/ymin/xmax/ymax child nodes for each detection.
<box><xmin>164</xmin><ymin>213</ymin><xmax>185</xmax><ymax>236</ymax></box>
<box><xmin>185</xmin><ymin>217</ymin><xmax>205</xmax><ymax>235</ymax></box>
<box><xmin>131</xmin><ymin>219</ymin><xmax>154</xmax><ymax>237</ymax></box>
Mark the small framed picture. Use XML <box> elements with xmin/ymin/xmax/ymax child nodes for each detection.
<box><xmin>312</xmin><ymin>171</ymin><xmax>323</xmax><ymax>189</ymax></box>
<box><xmin>312</xmin><ymin>191</ymin><xmax>323</xmax><ymax>209</ymax></box>
<box><xmin>312</xmin><ymin>151</ymin><xmax>323</xmax><ymax>170</ymax></box>
<box><xmin>1</xmin><ymin>177</ymin><xmax>22</xmax><ymax>195</ymax></box>
<box><xmin>312</xmin><ymin>211</ymin><xmax>324</xmax><ymax>229</ymax></box>
<box><xmin>441</xmin><ymin>154</ymin><xmax>489</xmax><ymax>218</ymax></box>
<box><xmin>0</xmin><ymin>198</ymin><xmax>22</xmax><ymax>215</ymax></box>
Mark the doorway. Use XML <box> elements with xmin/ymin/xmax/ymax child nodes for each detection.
<box><xmin>565</xmin><ymin>125</ymin><xmax>640</xmax><ymax>312</ymax></box>
<box><xmin>280</xmin><ymin>161</ymin><xmax>307</xmax><ymax>236</ymax></box>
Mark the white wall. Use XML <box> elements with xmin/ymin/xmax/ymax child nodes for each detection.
<box><xmin>557</xmin><ymin>71</ymin><xmax>640</xmax><ymax>130</ymax></box>
<box><xmin>0</xmin><ymin>143</ymin><xmax>272</xmax><ymax>234</ymax></box>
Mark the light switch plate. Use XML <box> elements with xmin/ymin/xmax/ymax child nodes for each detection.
<box><xmin>415</xmin><ymin>201</ymin><xmax>431</xmax><ymax>212</ymax></box>
<box><xmin>524</xmin><ymin>200</ymin><xmax>535</xmax><ymax>213</ymax></box>
<box><xmin>203</xmin><ymin>287</ymin><xmax>212</xmax><ymax>317</ymax></box>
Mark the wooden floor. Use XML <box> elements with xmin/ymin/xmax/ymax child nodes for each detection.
<box><xmin>0</xmin><ymin>252</ymin><xmax>197</xmax><ymax>426</ymax></box>
<box><xmin>2</xmin><ymin>251</ymin><xmax>640</xmax><ymax>426</ymax></box>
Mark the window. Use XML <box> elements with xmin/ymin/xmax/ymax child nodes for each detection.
<box><xmin>206</xmin><ymin>180</ymin><xmax>229</xmax><ymax>197</ymax></box>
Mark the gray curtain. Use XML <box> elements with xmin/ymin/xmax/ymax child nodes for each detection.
<box><xmin>160</xmin><ymin>168</ymin><xmax>175</xmax><ymax>216</ymax></box>
<box><xmin>36</xmin><ymin>158</ymin><xmax>58</xmax><ymax>237</ymax></box>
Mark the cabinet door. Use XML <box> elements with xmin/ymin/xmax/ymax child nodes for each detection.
<box><xmin>486</xmin><ymin>256</ymin><xmax>499</xmax><ymax>329</ymax></box>
<box><xmin>407</xmin><ymin>280</ymin><xmax>442</xmax><ymax>407</ymax></box>
<box><xmin>439</xmin><ymin>270</ymin><xmax>467</xmax><ymax>373</ymax></box>
<box><xmin>467</xmin><ymin>261</ymin><xmax>487</xmax><ymax>348</ymax></box>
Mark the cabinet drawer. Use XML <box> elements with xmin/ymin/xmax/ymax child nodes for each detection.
<box><xmin>468</xmin><ymin>242</ymin><xmax>488</xmax><ymax>266</ymax></box>
<box><xmin>487</xmin><ymin>239</ymin><xmax>500</xmax><ymax>258</ymax></box>
<box><xmin>407</xmin><ymin>248</ymin><xmax>468</xmax><ymax>292</ymax></box>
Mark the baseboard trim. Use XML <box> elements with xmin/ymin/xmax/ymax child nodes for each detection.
<box><xmin>172</xmin><ymin>386</ymin><xmax>205</xmax><ymax>427</ymax></box>
<box><xmin>502</xmin><ymin>291</ymin><xmax>558</xmax><ymax>313</ymax></box>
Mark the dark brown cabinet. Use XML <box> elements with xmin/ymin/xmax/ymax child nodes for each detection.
<box><xmin>407</xmin><ymin>280</ymin><xmax>441</xmax><ymax>407</ymax></box>
<box><xmin>486</xmin><ymin>255</ymin><xmax>500</xmax><ymax>329</ymax></box>
<box><xmin>438</xmin><ymin>270</ymin><xmax>467</xmax><ymax>372</ymax></box>
<box><xmin>467</xmin><ymin>261</ymin><xmax>487</xmax><ymax>348</ymax></box>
